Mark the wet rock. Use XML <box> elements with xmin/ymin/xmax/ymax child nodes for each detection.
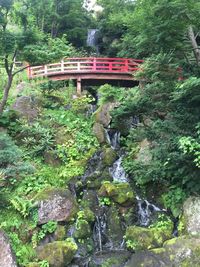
<box><xmin>94</xmin><ymin>103</ymin><xmax>118</xmax><ymax>127</ymax></box>
<box><xmin>74</xmin><ymin>220</ymin><xmax>91</xmax><ymax>239</ymax></box>
<box><xmin>36</xmin><ymin>239</ymin><xmax>78</xmax><ymax>267</ymax></box>
<box><xmin>125</xmin><ymin>224</ymin><xmax>173</xmax><ymax>251</ymax></box>
<box><xmin>27</xmin><ymin>263</ymin><xmax>40</xmax><ymax>267</ymax></box>
<box><xmin>106</xmin><ymin>205</ymin><xmax>124</xmax><ymax>247</ymax></box>
<box><xmin>81</xmin><ymin>190</ymin><xmax>99</xmax><ymax>214</ymax></box>
<box><xmin>35</xmin><ymin>187</ymin><xmax>78</xmax><ymax>225</ymax></box>
<box><xmin>102</xmin><ymin>147</ymin><xmax>117</xmax><ymax>167</ymax></box>
<box><xmin>89</xmin><ymin>250</ymin><xmax>131</xmax><ymax>267</ymax></box>
<box><xmin>182</xmin><ymin>196</ymin><xmax>200</xmax><ymax>235</ymax></box>
<box><xmin>93</xmin><ymin>122</ymin><xmax>107</xmax><ymax>144</ymax></box>
<box><xmin>12</xmin><ymin>96</ymin><xmax>40</xmax><ymax>121</ymax></box>
<box><xmin>0</xmin><ymin>230</ymin><xmax>17</xmax><ymax>267</ymax></box>
<box><xmin>125</xmin><ymin>236</ymin><xmax>200</xmax><ymax>267</ymax></box>
<box><xmin>53</xmin><ymin>225</ymin><xmax>66</xmax><ymax>241</ymax></box>
<box><xmin>98</xmin><ymin>181</ymin><xmax>135</xmax><ymax>206</ymax></box>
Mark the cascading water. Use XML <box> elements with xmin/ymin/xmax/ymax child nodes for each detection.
<box><xmin>87</xmin><ymin>29</ymin><xmax>99</xmax><ymax>54</ymax></box>
<box><xmin>136</xmin><ymin>196</ymin><xmax>166</xmax><ymax>226</ymax></box>
<box><xmin>109</xmin><ymin>156</ymin><xmax>128</xmax><ymax>183</ymax></box>
<box><xmin>105</xmin><ymin>129</ymin><xmax>120</xmax><ymax>150</ymax></box>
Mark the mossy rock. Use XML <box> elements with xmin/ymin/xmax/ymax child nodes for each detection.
<box><xmin>102</xmin><ymin>147</ymin><xmax>117</xmax><ymax>167</ymax></box>
<box><xmin>98</xmin><ymin>182</ymin><xmax>135</xmax><ymax>206</ymax></box>
<box><xmin>77</xmin><ymin>208</ymin><xmax>95</xmax><ymax>223</ymax></box>
<box><xmin>26</xmin><ymin>263</ymin><xmax>40</xmax><ymax>267</ymax></box>
<box><xmin>81</xmin><ymin>190</ymin><xmax>99</xmax><ymax>214</ymax></box>
<box><xmin>125</xmin><ymin>224</ymin><xmax>173</xmax><ymax>250</ymax></box>
<box><xmin>54</xmin><ymin>225</ymin><xmax>66</xmax><ymax>241</ymax></box>
<box><xmin>74</xmin><ymin>219</ymin><xmax>91</xmax><ymax>239</ymax></box>
<box><xmin>94</xmin><ymin>103</ymin><xmax>116</xmax><ymax>127</ymax></box>
<box><xmin>36</xmin><ymin>239</ymin><xmax>77</xmax><ymax>267</ymax></box>
<box><xmin>93</xmin><ymin>122</ymin><xmax>107</xmax><ymax>144</ymax></box>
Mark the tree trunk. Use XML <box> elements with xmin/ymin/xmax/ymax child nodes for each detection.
<box><xmin>188</xmin><ymin>26</ymin><xmax>200</xmax><ymax>66</ymax></box>
<box><xmin>0</xmin><ymin>75</ymin><xmax>13</xmax><ymax>115</ymax></box>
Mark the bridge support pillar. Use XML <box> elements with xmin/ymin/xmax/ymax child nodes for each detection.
<box><xmin>77</xmin><ymin>77</ymin><xmax>82</xmax><ymax>96</ymax></box>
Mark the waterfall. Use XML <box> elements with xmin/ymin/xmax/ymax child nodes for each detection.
<box><xmin>105</xmin><ymin>129</ymin><xmax>120</xmax><ymax>150</ymax></box>
<box><xmin>93</xmin><ymin>213</ymin><xmax>107</xmax><ymax>251</ymax></box>
<box><xmin>87</xmin><ymin>29</ymin><xmax>99</xmax><ymax>54</ymax></box>
<box><xmin>136</xmin><ymin>196</ymin><xmax>166</xmax><ymax>226</ymax></box>
<box><xmin>109</xmin><ymin>156</ymin><xmax>128</xmax><ymax>183</ymax></box>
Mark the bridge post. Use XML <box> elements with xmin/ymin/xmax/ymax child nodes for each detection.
<box><xmin>77</xmin><ymin>77</ymin><xmax>82</xmax><ymax>96</ymax></box>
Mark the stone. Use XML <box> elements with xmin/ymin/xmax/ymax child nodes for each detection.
<box><xmin>35</xmin><ymin>187</ymin><xmax>78</xmax><ymax>225</ymax></box>
<box><xmin>74</xmin><ymin>219</ymin><xmax>91</xmax><ymax>239</ymax></box>
<box><xmin>98</xmin><ymin>181</ymin><xmax>135</xmax><ymax>206</ymax></box>
<box><xmin>125</xmin><ymin>236</ymin><xmax>200</xmax><ymax>267</ymax></box>
<box><xmin>27</xmin><ymin>263</ymin><xmax>41</xmax><ymax>267</ymax></box>
<box><xmin>94</xmin><ymin>103</ymin><xmax>118</xmax><ymax>127</ymax></box>
<box><xmin>125</xmin><ymin>224</ymin><xmax>173</xmax><ymax>250</ymax></box>
<box><xmin>106</xmin><ymin>205</ymin><xmax>124</xmax><ymax>246</ymax></box>
<box><xmin>12</xmin><ymin>96</ymin><xmax>40</xmax><ymax>121</ymax></box>
<box><xmin>53</xmin><ymin>225</ymin><xmax>66</xmax><ymax>241</ymax></box>
<box><xmin>102</xmin><ymin>147</ymin><xmax>117</xmax><ymax>166</ymax></box>
<box><xmin>182</xmin><ymin>196</ymin><xmax>200</xmax><ymax>235</ymax></box>
<box><xmin>89</xmin><ymin>250</ymin><xmax>131</xmax><ymax>267</ymax></box>
<box><xmin>0</xmin><ymin>230</ymin><xmax>17</xmax><ymax>267</ymax></box>
<box><xmin>36</xmin><ymin>239</ymin><xmax>78</xmax><ymax>267</ymax></box>
<box><xmin>81</xmin><ymin>190</ymin><xmax>99</xmax><ymax>214</ymax></box>
<box><xmin>93</xmin><ymin>122</ymin><xmax>106</xmax><ymax>144</ymax></box>
<box><xmin>135</xmin><ymin>138</ymin><xmax>152</xmax><ymax>164</ymax></box>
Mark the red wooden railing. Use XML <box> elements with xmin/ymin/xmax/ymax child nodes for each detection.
<box><xmin>28</xmin><ymin>57</ymin><xmax>144</xmax><ymax>78</ymax></box>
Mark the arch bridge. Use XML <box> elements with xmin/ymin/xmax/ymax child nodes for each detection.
<box><xmin>28</xmin><ymin>57</ymin><xmax>144</xmax><ymax>94</ymax></box>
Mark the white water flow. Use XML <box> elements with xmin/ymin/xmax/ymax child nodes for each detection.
<box><xmin>136</xmin><ymin>196</ymin><xmax>166</xmax><ymax>226</ymax></box>
<box><xmin>106</xmin><ymin>130</ymin><xmax>121</xmax><ymax>150</ymax></box>
<box><xmin>87</xmin><ymin>29</ymin><xmax>99</xmax><ymax>47</ymax></box>
<box><xmin>109</xmin><ymin>156</ymin><xmax>128</xmax><ymax>183</ymax></box>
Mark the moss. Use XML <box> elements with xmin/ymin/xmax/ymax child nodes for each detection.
<box><xmin>98</xmin><ymin>181</ymin><xmax>135</xmax><ymax>206</ymax></box>
<box><xmin>125</xmin><ymin>225</ymin><xmax>172</xmax><ymax>251</ymax></box>
<box><xmin>102</xmin><ymin>147</ymin><xmax>117</xmax><ymax>166</ymax></box>
<box><xmin>54</xmin><ymin>225</ymin><xmax>66</xmax><ymax>241</ymax></box>
<box><xmin>37</xmin><ymin>239</ymin><xmax>77</xmax><ymax>267</ymax></box>
<box><xmin>77</xmin><ymin>209</ymin><xmax>95</xmax><ymax>223</ymax></box>
<box><xmin>26</xmin><ymin>263</ymin><xmax>41</xmax><ymax>267</ymax></box>
<box><xmin>74</xmin><ymin>219</ymin><xmax>91</xmax><ymax>239</ymax></box>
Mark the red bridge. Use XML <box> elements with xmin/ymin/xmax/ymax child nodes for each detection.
<box><xmin>28</xmin><ymin>57</ymin><xmax>143</xmax><ymax>94</ymax></box>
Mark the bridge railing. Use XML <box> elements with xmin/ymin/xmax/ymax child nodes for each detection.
<box><xmin>28</xmin><ymin>57</ymin><xmax>144</xmax><ymax>78</ymax></box>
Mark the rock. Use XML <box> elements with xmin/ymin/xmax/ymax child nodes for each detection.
<box><xmin>35</xmin><ymin>187</ymin><xmax>78</xmax><ymax>225</ymax></box>
<box><xmin>106</xmin><ymin>205</ymin><xmax>124</xmax><ymax>246</ymax></box>
<box><xmin>182</xmin><ymin>196</ymin><xmax>200</xmax><ymax>235</ymax></box>
<box><xmin>89</xmin><ymin>250</ymin><xmax>131</xmax><ymax>267</ymax></box>
<box><xmin>102</xmin><ymin>147</ymin><xmax>117</xmax><ymax>166</ymax></box>
<box><xmin>27</xmin><ymin>263</ymin><xmax>41</xmax><ymax>267</ymax></box>
<box><xmin>94</xmin><ymin>103</ymin><xmax>118</xmax><ymax>127</ymax></box>
<box><xmin>53</xmin><ymin>225</ymin><xmax>66</xmax><ymax>241</ymax></box>
<box><xmin>0</xmin><ymin>230</ymin><xmax>17</xmax><ymax>267</ymax></box>
<box><xmin>135</xmin><ymin>138</ymin><xmax>152</xmax><ymax>164</ymax></box>
<box><xmin>15</xmin><ymin>81</ymin><xmax>29</xmax><ymax>96</ymax></box>
<box><xmin>12</xmin><ymin>96</ymin><xmax>40</xmax><ymax>121</ymax></box>
<box><xmin>74</xmin><ymin>220</ymin><xmax>91</xmax><ymax>239</ymax></box>
<box><xmin>125</xmin><ymin>224</ymin><xmax>173</xmax><ymax>250</ymax></box>
<box><xmin>81</xmin><ymin>190</ymin><xmax>99</xmax><ymax>214</ymax></box>
<box><xmin>36</xmin><ymin>239</ymin><xmax>78</xmax><ymax>267</ymax></box>
<box><xmin>98</xmin><ymin>181</ymin><xmax>135</xmax><ymax>206</ymax></box>
<box><xmin>125</xmin><ymin>236</ymin><xmax>200</xmax><ymax>267</ymax></box>
<box><xmin>93</xmin><ymin>122</ymin><xmax>107</xmax><ymax>144</ymax></box>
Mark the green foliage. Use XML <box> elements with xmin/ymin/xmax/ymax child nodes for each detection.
<box><xmin>10</xmin><ymin>196</ymin><xmax>33</xmax><ymax>218</ymax></box>
<box><xmin>99</xmin><ymin>197</ymin><xmax>111</xmax><ymax>206</ymax></box>
<box><xmin>162</xmin><ymin>187</ymin><xmax>187</xmax><ymax>217</ymax></box>
<box><xmin>32</xmin><ymin>221</ymin><xmax>57</xmax><ymax>248</ymax></box>
<box><xmin>98</xmin><ymin>84</ymin><xmax>128</xmax><ymax>104</ymax></box>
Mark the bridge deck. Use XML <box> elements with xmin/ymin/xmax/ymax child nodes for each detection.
<box><xmin>28</xmin><ymin>57</ymin><xmax>143</xmax><ymax>94</ymax></box>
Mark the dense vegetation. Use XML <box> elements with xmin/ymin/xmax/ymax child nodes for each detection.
<box><xmin>0</xmin><ymin>0</ymin><xmax>200</xmax><ymax>266</ymax></box>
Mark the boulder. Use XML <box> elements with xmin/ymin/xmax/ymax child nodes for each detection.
<box><xmin>94</xmin><ymin>103</ymin><xmax>118</xmax><ymax>127</ymax></box>
<box><xmin>12</xmin><ymin>96</ymin><xmax>40</xmax><ymax>121</ymax></box>
<box><xmin>125</xmin><ymin>224</ymin><xmax>173</xmax><ymax>251</ymax></box>
<box><xmin>182</xmin><ymin>196</ymin><xmax>200</xmax><ymax>235</ymax></box>
<box><xmin>0</xmin><ymin>230</ymin><xmax>17</xmax><ymax>267</ymax></box>
<box><xmin>36</xmin><ymin>239</ymin><xmax>78</xmax><ymax>267</ymax></box>
<box><xmin>93</xmin><ymin>123</ymin><xmax>107</xmax><ymax>144</ymax></box>
<box><xmin>89</xmin><ymin>250</ymin><xmax>131</xmax><ymax>267</ymax></box>
<box><xmin>98</xmin><ymin>182</ymin><xmax>135</xmax><ymax>206</ymax></box>
<box><xmin>35</xmin><ymin>187</ymin><xmax>78</xmax><ymax>225</ymax></box>
<box><xmin>125</xmin><ymin>236</ymin><xmax>200</xmax><ymax>267</ymax></box>
<box><xmin>102</xmin><ymin>147</ymin><xmax>117</xmax><ymax>167</ymax></box>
